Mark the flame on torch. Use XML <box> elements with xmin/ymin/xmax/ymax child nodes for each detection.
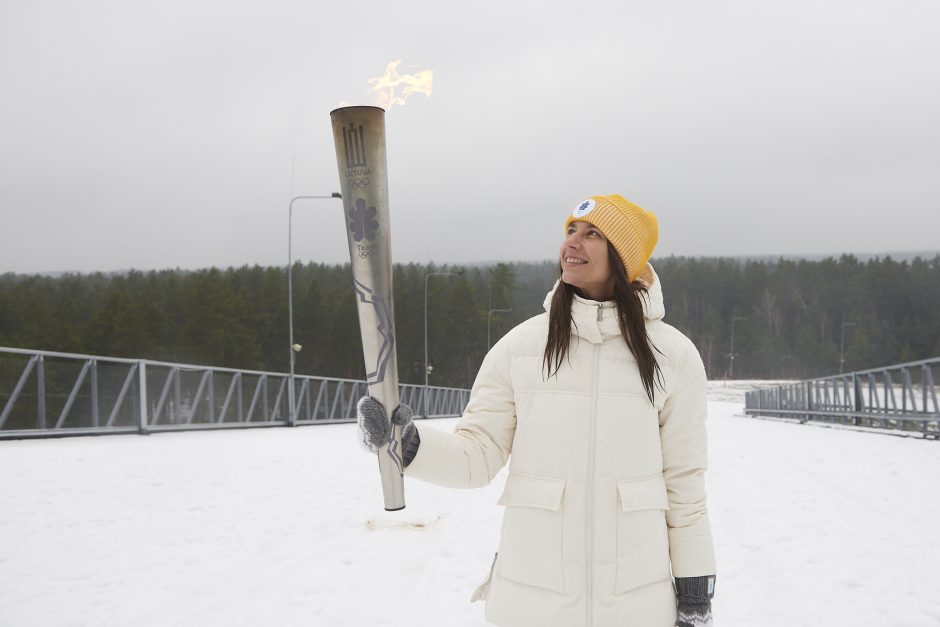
<box><xmin>366</xmin><ymin>59</ymin><xmax>433</xmax><ymax>111</ymax></box>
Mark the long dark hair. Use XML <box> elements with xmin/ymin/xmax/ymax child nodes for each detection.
<box><xmin>543</xmin><ymin>241</ymin><xmax>664</xmax><ymax>405</ymax></box>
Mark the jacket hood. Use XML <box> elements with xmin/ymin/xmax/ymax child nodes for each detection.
<box><xmin>541</xmin><ymin>262</ymin><xmax>665</xmax><ymax>344</ymax></box>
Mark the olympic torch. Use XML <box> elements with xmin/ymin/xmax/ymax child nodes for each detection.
<box><xmin>330</xmin><ymin>106</ymin><xmax>405</xmax><ymax>511</ymax></box>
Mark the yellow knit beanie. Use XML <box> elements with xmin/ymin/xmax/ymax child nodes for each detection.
<box><xmin>563</xmin><ymin>194</ymin><xmax>659</xmax><ymax>283</ymax></box>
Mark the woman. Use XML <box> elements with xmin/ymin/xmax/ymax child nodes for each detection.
<box><xmin>358</xmin><ymin>194</ymin><xmax>717</xmax><ymax>627</ymax></box>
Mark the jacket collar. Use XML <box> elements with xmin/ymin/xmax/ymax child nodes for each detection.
<box><xmin>541</xmin><ymin>263</ymin><xmax>665</xmax><ymax>345</ymax></box>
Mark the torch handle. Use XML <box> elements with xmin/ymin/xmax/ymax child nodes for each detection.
<box><xmin>364</xmin><ymin>331</ymin><xmax>404</xmax><ymax>510</ymax></box>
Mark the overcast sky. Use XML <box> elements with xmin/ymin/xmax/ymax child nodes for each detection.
<box><xmin>1</xmin><ymin>0</ymin><xmax>938</xmax><ymax>274</ymax></box>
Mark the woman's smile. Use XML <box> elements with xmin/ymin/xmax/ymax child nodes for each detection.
<box><xmin>559</xmin><ymin>220</ymin><xmax>614</xmax><ymax>300</ymax></box>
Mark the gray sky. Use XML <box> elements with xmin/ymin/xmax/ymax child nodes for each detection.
<box><xmin>1</xmin><ymin>0</ymin><xmax>938</xmax><ymax>274</ymax></box>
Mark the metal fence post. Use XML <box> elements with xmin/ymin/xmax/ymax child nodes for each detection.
<box><xmin>208</xmin><ymin>370</ymin><xmax>215</xmax><ymax>423</ymax></box>
<box><xmin>138</xmin><ymin>360</ymin><xmax>149</xmax><ymax>435</ymax></box>
<box><xmin>37</xmin><ymin>354</ymin><xmax>46</xmax><ymax>430</ymax></box>
<box><xmin>91</xmin><ymin>360</ymin><xmax>99</xmax><ymax>428</ymax></box>
<box><xmin>852</xmin><ymin>373</ymin><xmax>862</xmax><ymax>425</ymax></box>
<box><xmin>804</xmin><ymin>380</ymin><xmax>812</xmax><ymax>422</ymax></box>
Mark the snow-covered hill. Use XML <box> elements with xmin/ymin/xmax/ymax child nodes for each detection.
<box><xmin>1</xmin><ymin>398</ymin><xmax>938</xmax><ymax>626</ymax></box>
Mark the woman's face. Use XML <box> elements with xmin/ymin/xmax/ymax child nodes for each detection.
<box><xmin>559</xmin><ymin>220</ymin><xmax>615</xmax><ymax>301</ymax></box>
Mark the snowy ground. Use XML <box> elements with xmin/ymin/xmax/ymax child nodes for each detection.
<box><xmin>705</xmin><ymin>379</ymin><xmax>795</xmax><ymax>403</ymax></box>
<box><xmin>1</xmin><ymin>389</ymin><xmax>939</xmax><ymax>626</ymax></box>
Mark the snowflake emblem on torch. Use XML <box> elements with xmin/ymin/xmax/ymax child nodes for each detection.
<box><xmin>348</xmin><ymin>198</ymin><xmax>379</xmax><ymax>242</ymax></box>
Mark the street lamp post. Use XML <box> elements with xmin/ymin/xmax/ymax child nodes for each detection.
<box><xmin>424</xmin><ymin>269</ymin><xmax>463</xmax><ymax>418</ymax></box>
<box><xmin>729</xmin><ymin>314</ymin><xmax>747</xmax><ymax>380</ymax></box>
<box><xmin>288</xmin><ymin>193</ymin><xmax>342</xmax><ymax>427</ymax></box>
<box><xmin>839</xmin><ymin>314</ymin><xmax>856</xmax><ymax>374</ymax></box>
<box><xmin>487</xmin><ymin>308</ymin><xmax>513</xmax><ymax>350</ymax></box>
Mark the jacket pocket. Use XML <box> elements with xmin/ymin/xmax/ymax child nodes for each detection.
<box><xmin>496</xmin><ymin>472</ymin><xmax>567</xmax><ymax>593</ymax></box>
<box><xmin>614</xmin><ymin>473</ymin><xmax>672</xmax><ymax>595</ymax></box>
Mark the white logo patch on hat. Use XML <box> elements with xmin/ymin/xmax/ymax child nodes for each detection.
<box><xmin>572</xmin><ymin>199</ymin><xmax>595</xmax><ymax>218</ymax></box>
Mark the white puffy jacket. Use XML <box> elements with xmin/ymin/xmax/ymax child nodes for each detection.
<box><xmin>404</xmin><ymin>263</ymin><xmax>716</xmax><ymax>627</ymax></box>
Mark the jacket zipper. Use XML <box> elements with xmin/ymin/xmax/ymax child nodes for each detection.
<box><xmin>586</xmin><ymin>309</ymin><xmax>601</xmax><ymax>626</ymax></box>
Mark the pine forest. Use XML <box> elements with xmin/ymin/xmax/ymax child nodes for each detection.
<box><xmin>1</xmin><ymin>254</ymin><xmax>938</xmax><ymax>388</ymax></box>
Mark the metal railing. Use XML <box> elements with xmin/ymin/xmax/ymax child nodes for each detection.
<box><xmin>744</xmin><ymin>357</ymin><xmax>940</xmax><ymax>437</ymax></box>
<box><xmin>0</xmin><ymin>347</ymin><xmax>471</xmax><ymax>439</ymax></box>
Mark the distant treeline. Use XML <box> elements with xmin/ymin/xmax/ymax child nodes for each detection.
<box><xmin>1</xmin><ymin>254</ymin><xmax>938</xmax><ymax>387</ymax></box>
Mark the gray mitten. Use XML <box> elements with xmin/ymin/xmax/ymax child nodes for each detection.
<box><xmin>356</xmin><ymin>396</ymin><xmax>420</xmax><ymax>466</ymax></box>
<box><xmin>676</xmin><ymin>575</ymin><xmax>715</xmax><ymax>627</ymax></box>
